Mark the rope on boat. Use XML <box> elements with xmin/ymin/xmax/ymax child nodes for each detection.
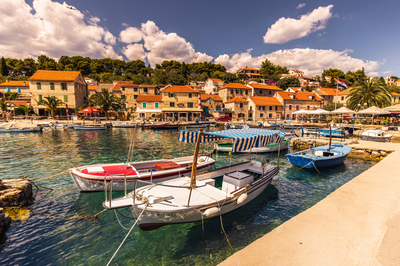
<box><xmin>106</xmin><ymin>204</ymin><xmax>148</xmax><ymax>266</ymax></box>
<box><xmin>114</xmin><ymin>209</ymin><xmax>131</xmax><ymax>230</ymax></box>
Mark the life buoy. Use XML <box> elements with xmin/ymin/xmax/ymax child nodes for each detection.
<box><xmin>203</xmin><ymin>207</ymin><xmax>219</xmax><ymax>217</ymax></box>
<box><xmin>236</xmin><ymin>193</ymin><xmax>248</xmax><ymax>204</ymax></box>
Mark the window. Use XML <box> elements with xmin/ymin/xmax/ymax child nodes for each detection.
<box><xmin>134</xmin><ymin>88</ymin><xmax>138</xmax><ymax>92</ymax></box>
<box><xmin>143</xmin><ymin>87</ymin><xmax>148</xmax><ymax>93</ymax></box>
<box><xmin>260</xmin><ymin>90</ymin><xmax>262</xmax><ymax>94</ymax></box>
<box><xmin>260</xmin><ymin>113</ymin><xmax>264</xmax><ymax>118</ymax></box>
<box><xmin>6</xmin><ymin>87</ymin><xmax>10</xmax><ymax>92</ymax></box>
<box><xmin>155</xmin><ymin>102</ymin><xmax>159</xmax><ymax>108</ymax></box>
<box><xmin>188</xmin><ymin>93</ymin><xmax>192</xmax><ymax>98</ymax></box>
<box><xmin>17</xmin><ymin>87</ymin><xmax>21</xmax><ymax>93</ymax></box>
<box><xmin>289</xmin><ymin>105</ymin><xmax>292</xmax><ymax>110</ymax></box>
<box><xmin>341</xmin><ymin>96</ymin><xmax>344</xmax><ymax>101</ymax></box>
<box><xmin>37</xmin><ymin>83</ymin><xmax>41</xmax><ymax>90</ymax></box>
<box><xmin>269</xmin><ymin>91</ymin><xmax>272</xmax><ymax>95</ymax></box>
<box><xmin>275</xmin><ymin>106</ymin><xmax>278</xmax><ymax>111</ymax></box>
<box><xmin>239</xmin><ymin>103</ymin><xmax>244</xmax><ymax>108</ymax></box>
<box><xmin>50</xmin><ymin>83</ymin><xmax>54</xmax><ymax>90</ymax></box>
<box><xmin>245</xmin><ymin>90</ymin><xmax>248</xmax><ymax>95</ymax></box>
<box><xmin>269</xmin><ymin>113</ymin><xmax>273</xmax><ymax>118</ymax></box>
<box><xmin>269</xmin><ymin>106</ymin><xmax>273</xmax><ymax>111</ymax></box>
<box><xmin>134</xmin><ymin>95</ymin><xmax>138</xmax><ymax>99</ymax></box>
<box><xmin>121</xmin><ymin>87</ymin><xmax>125</xmax><ymax>91</ymax></box>
<box><xmin>236</xmin><ymin>89</ymin><xmax>239</xmax><ymax>94</ymax></box>
<box><xmin>240</xmin><ymin>89</ymin><xmax>242</xmax><ymax>94</ymax></box>
<box><xmin>142</xmin><ymin>102</ymin><xmax>147</xmax><ymax>108</ymax></box>
<box><xmin>121</xmin><ymin>95</ymin><xmax>126</xmax><ymax>99</ymax></box>
<box><xmin>230</xmin><ymin>89</ymin><xmax>233</xmax><ymax>94</ymax></box>
<box><xmin>296</xmin><ymin>105</ymin><xmax>299</xmax><ymax>110</ymax></box>
<box><xmin>63</xmin><ymin>95</ymin><xmax>68</xmax><ymax>102</ymax></box>
<box><xmin>216</xmin><ymin>106</ymin><xmax>221</xmax><ymax>111</ymax></box>
<box><xmin>259</xmin><ymin>106</ymin><xmax>265</xmax><ymax>111</ymax></box>
<box><xmin>61</xmin><ymin>83</ymin><xmax>67</xmax><ymax>90</ymax></box>
<box><xmin>168</xmin><ymin>93</ymin><xmax>175</xmax><ymax>98</ymax></box>
<box><xmin>38</xmin><ymin>94</ymin><xmax>42</xmax><ymax>102</ymax></box>
<box><xmin>307</xmin><ymin>105</ymin><xmax>310</xmax><ymax>110</ymax></box>
<box><xmin>170</xmin><ymin>102</ymin><xmax>175</xmax><ymax>107</ymax></box>
<box><xmin>250</xmin><ymin>106</ymin><xmax>252</xmax><ymax>111</ymax></box>
<box><xmin>188</xmin><ymin>102</ymin><xmax>193</xmax><ymax>108</ymax></box>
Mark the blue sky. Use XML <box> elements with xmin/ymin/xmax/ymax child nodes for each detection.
<box><xmin>1</xmin><ymin>0</ymin><xmax>399</xmax><ymax>77</ymax></box>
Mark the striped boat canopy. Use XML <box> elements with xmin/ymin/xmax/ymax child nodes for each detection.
<box><xmin>178</xmin><ymin>129</ymin><xmax>286</xmax><ymax>153</ymax></box>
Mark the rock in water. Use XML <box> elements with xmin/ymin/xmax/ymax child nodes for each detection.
<box><xmin>0</xmin><ymin>207</ymin><xmax>11</xmax><ymax>234</ymax></box>
<box><xmin>0</xmin><ymin>178</ymin><xmax>33</xmax><ymax>207</ymax></box>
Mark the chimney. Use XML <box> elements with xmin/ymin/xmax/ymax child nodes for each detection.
<box><xmin>293</xmin><ymin>93</ymin><xmax>297</xmax><ymax>100</ymax></box>
<box><xmin>23</xmin><ymin>82</ymin><xmax>26</xmax><ymax>86</ymax></box>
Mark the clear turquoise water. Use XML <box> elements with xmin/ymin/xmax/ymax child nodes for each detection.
<box><xmin>0</xmin><ymin>127</ymin><xmax>374</xmax><ymax>265</ymax></box>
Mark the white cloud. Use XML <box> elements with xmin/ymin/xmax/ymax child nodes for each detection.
<box><xmin>0</xmin><ymin>0</ymin><xmax>121</xmax><ymax>60</ymax></box>
<box><xmin>383</xmin><ymin>70</ymin><xmax>393</xmax><ymax>74</ymax></box>
<box><xmin>122</xmin><ymin>43</ymin><xmax>146</xmax><ymax>61</ymax></box>
<box><xmin>119</xmin><ymin>20</ymin><xmax>213</xmax><ymax>66</ymax></box>
<box><xmin>296</xmin><ymin>3</ymin><xmax>305</xmax><ymax>9</ymax></box>
<box><xmin>213</xmin><ymin>48</ymin><xmax>381</xmax><ymax>76</ymax></box>
<box><xmin>122</xmin><ymin>22</ymin><xmax>129</xmax><ymax>27</ymax></box>
<box><xmin>264</xmin><ymin>5</ymin><xmax>334</xmax><ymax>44</ymax></box>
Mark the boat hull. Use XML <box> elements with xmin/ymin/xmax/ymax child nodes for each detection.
<box><xmin>216</xmin><ymin>139</ymin><xmax>290</xmax><ymax>153</ymax></box>
<box><xmin>73</xmin><ymin>125</ymin><xmax>107</xmax><ymax>130</ymax></box>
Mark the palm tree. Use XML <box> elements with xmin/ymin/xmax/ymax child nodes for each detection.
<box><xmin>89</xmin><ymin>88</ymin><xmax>120</xmax><ymax>119</ymax></box>
<box><xmin>0</xmin><ymin>98</ymin><xmax>8</xmax><ymax>112</ymax></box>
<box><xmin>18</xmin><ymin>105</ymin><xmax>33</xmax><ymax>116</ymax></box>
<box><xmin>38</xmin><ymin>96</ymin><xmax>64</xmax><ymax>118</ymax></box>
<box><xmin>346</xmin><ymin>79</ymin><xmax>392</xmax><ymax>110</ymax></box>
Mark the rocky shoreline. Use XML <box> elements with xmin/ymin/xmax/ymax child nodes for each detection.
<box><xmin>0</xmin><ymin>178</ymin><xmax>33</xmax><ymax>234</ymax></box>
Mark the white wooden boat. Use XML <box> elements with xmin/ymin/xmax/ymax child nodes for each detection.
<box><xmin>215</xmin><ymin>138</ymin><xmax>290</xmax><ymax>153</ymax></box>
<box><xmin>103</xmin><ymin>128</ymin><xmax>284</xmax><ymax>230</ymax></box>
<box><xmin>112</xmin><ymin>122</ymin><xmax>136</xmax><ymax>128</ymax></box>
<box><xmin>73</xmin><ymin>124</ymin><xmax>107</xmax><ymax>130</ymax></box>
<box><xmin>0</xmin><ymin>122</ymin><xmax>43</xmax><ymax>133</ymax></box>
<box><xmin>50</xmin><ymin>123</ymin><xmax>74</xmax><ymax>129</ymax></box>
<box><xmin>69</xmin><ymin>155</ymin><xmax>215</xmax><ymax>192</ymax></box>
<box><xmin>361</xmin><ymin>130</ymin><xmax>392</xmax><ymax>142</ymax></box>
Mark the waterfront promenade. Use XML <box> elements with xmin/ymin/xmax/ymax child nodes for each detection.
<box><xmin>220</xmin><ymin>140</ymin><xmax>400</xmax><ymax>266</ymax></box>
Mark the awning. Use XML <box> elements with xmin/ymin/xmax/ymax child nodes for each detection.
<box><xmin>178</xmin><ymin>129</ymin><xmax>285</xmax><ymax>153</ymax></box>
<box><xmin>162</xmin><ymin>108</ymin><xmax>202</xmax><ymax>112</ymax></box>
<box><xmin>136</xmin><ymin>108</ymin><xmax>162</xmax><ymax>113</ymax></box>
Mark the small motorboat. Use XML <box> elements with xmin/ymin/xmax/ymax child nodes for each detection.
<box><xmin>0</xmin><ymin>122</ymin><xmax>43</xmax><ymax>133</ymax></box>
<box><xmin>112</xmin><ymin>122</ymin><xmax>136</xmax><ymax>128</ymax></box>
<box><xmin>286</xmin><ymin>144</ymin><xmax>351</xmax><ymax>168</ymax></box>
<box><xmin>69</xmin><ymin>155</ymin><xmax>215</xmax><ymax>192</ymax></box>
<box><xmin>360</xmin><ymin>130</ymin><xmax>392</xmax><ymax>142</ymax></box>
<box><xmin>73</xmin><ymin>124</ymin><xmax>107</xmax><ymax>130</ymax></box>
<box><xmin>316</xmin><ymin>128</ymin><xmax>347</xmax><ymax>138</ymax></box>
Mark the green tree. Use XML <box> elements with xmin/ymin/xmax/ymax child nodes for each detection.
<box><xmin>4</xmin><ymin>92</ymin><xmax>20</xmax><ymax>100</ymax></box>
<box><xmin>323</xmin><ymin>102</ymin><xmax>344</xmax><ymax>111</ymax></box>
<box><xmin>23</xmin><ymin>58</ymin><xmax>37</xmax><ymax>76</ymax></box>
<box><xmin>322</xmin><ymin>68</ymin><xmax>345</xmax><ymax>80</ymax></box>
<box><xmin>18</xmin><ymin>105</ymin><xmax>33</xmax><ymax>116</ymax></box>
<box><xmin>38</xmin><ymin>96</ymin><xmax>64</xmax><ymax>118</ymax></box>
<box><xmin>277</xmin><ymin>77</ymin><xmax>300</xmax><ymax>90</ymax></box>
<box><xmin>347</xmin><ymin>79</ymin><xmax>391</xmax><ymax>110</ymax></box>
<box><xmin>260</xmin><ymin>59</ymin><xmax>289</xmax><ymax>81</ymax></box>
<box><xmin>37</xmin><ymin>55</ymin><xmax>57</xmax><ymax>70</ymax></box>
<box><xmin>1</xmin><ymin>57</ymin><xmax>8</xmax><ymax>76</ymax></box>
<box><xmin>89</xmin><ymin>88</ymin><xmax>120</xmax><ymax>119</ymax></box>
<box><xmin>0</xmin><ymin>98</ymin><xmax>8</xmax><ymax>112</ymax></box>
<box><xmin>223</xmin><ymin>73</ymin><xmax>239</xmax><ymax>84</ymax></box>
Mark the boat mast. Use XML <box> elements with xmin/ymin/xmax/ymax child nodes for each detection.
<box><xmin>190</xmin><ymin>131</ymin><xmax>203</xmax><ymax>188</ymax></box>
<box><xmin>329</xmin><ymin>123</ymin><xmax>332</xmax><ymax>149</ymax></box>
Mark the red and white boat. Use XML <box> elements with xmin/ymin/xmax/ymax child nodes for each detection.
<box><xmin>69</xmin><ymin>155</ymin><xmax>215</xmax><ymax>192</ymax></box>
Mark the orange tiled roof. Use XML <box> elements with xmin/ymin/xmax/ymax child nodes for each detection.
<box><xmin>200</xmin><ymin>94</ymin><xmax>223</xmax><ymax>102</ymax></box>
<box><xmin>88</xmin><ymin>86</ymin><xmax>98</xmax><ymax>91</ymax></box>
<box><xmin>163</xmin><ymin>86</ymin><xmax>198</xmax><ymax>93</ymax></box>
<box><xmin>219</xmin><ymin>83</ymin><xmax>249</xmax><ymax>90</ymax></box>
<box><xmin>242</xmin><ymin>67</ymin><xmax>260</xmax><ymax>71</ymax></box>
<box><xmin>277</xmin><ymin>91</ymin><xmax>322</xmax><ymax>101</ymax></box>
<box><xmin>139</xmin><ymin>85</ymin><xmax>156</xmax><ymax>88</ymax></box>
<box><xmin>318</xmin><ymin>87</ymin><xmax>339</xmax><ymax>96</ymax></box>
<box><xmin>6</xmin><ymin>101</ymin><xmax>30</xmax><ymax>107</ymax></box>
<box><xmin>249</xmin><ymin>96</ymin><xmax>282</xmax><ymax>106</ymax></box>
<box><xmin>338</xmin><ymin>88</ymin><xmax>352</xmax><ymax>95</ymax></box>
<box><xmin>136</xmin><ymin>95</ymin><xmax>162</xmax><ymax>102</ymax></box>
<box><xmin>112</xmin><ymin>82</ymin><xmax>138</xmax><ymax>91</ymax></box>
<box><xmin>29</xmin><ymin>70</ymin><xmax>80</xmax><ymax>82</ymax></box>
<box><xmin>391</xmin><ymin>92</ymin><xmax>400</xmax><ymax>96</ymax></box>
<box><xmin>225</xmin><ymin>97</ymin><xmax>249</xmax><ymax>103</ymax></box>
<box><xmin>0</xmin><ymin>81</ymin><xmax>29</xmax><ymax>87</ymax></box>
<box><xmin>288</xmin><ymin>87</ymin><xmax>303</xmax><ymax>92</ymax></box>
<box><xmin>210</xmin><ymin>78</ymin><xmax>223</xmax><ymax>82</ymax></box>
<box><xmin>247</xmin><ymin>84</ymin><xmax>282</xmax><ymax>91</ymax></box>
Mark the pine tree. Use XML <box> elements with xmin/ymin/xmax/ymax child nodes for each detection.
<box><xmin>1</xmin><ymin>57</ymin><xmax>8</xmax><ymax>76</ymax></box>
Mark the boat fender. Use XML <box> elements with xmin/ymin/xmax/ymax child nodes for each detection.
<box><xmin>271</xmin><ymin>176</ymin><xmax>279</xmax><ymax>185</ymax></box>
<box><xmin>203</xmin><ymin>207</ymin><xmax>219</xmax><ymax>217</ymax></box>
<box><xmin>236</xmin><ymin>193</ymin><xmax>248</xmax><ymax>204</ymax></box>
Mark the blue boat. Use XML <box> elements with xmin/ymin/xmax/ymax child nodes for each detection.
<box><xmin>316</xmin><ymin>128</ymin><xmax>347</xmax><ymax>138</ymax></box>
<box><xmin>286</xmin><ymin>144</ymin><xmax>351</xmax><ymax>169</ymax></box>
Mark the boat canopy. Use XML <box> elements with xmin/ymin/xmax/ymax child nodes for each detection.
<box><xmin>178</xmin><ymin>128</ymin><xmax>285</xmax><ymax>153</ymax></box>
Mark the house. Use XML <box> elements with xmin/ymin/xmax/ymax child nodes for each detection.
<box><xmin>218</xmin><ymin>83</ymin><xmax>251</xmax><ymax>102</ymax></box>
<box><xmin>88</xmin><ymin>86</ymin><xmax>98</xmax><ymax>96</ymax></box>
<box><xmin>275</xmin><ymin>91</ymin><xmax>323</xmax><ymax>119</ymax></box>
<box><xmin>333</xmin><ymin>88</ymin><xmax>352</xmax><ymax>107</ymax></box>
<box><xmin>203</xmin><ymin>78</ymin><xmax>224</xmax><ymax>94</ymax></box>
<box><xmin>314</xmin><ymin>87</ymin><xmax>339</xmax><ymax>105</ymax></box>
<box><xmin>384</xmin><ymin>76</ymin><xmax>396</xmax><ymax>86</ymax></box>
<box><xmin>224</xmin><ymin>97</ymin><xmax>249</xmax><ymax>120</ymax></box>
<box><xmin>247</xmin><ymin>96</ymin><xmax>283</xmax><ymax>120</ymax></box>
<box><xmin>246</xmin><ymin>83</ymin><xmax>282</xmax><ymax>97</ymax></box>
<box><xmin>280</xmin><ymin>74</ymin><xmax>313</xmax><ymax>87</ymax></box>
<box><xmin>28</xmin><ymin>70</ymin><xmax>88</xmax><ymax>115</ymax></box>
<box><xmin>200</xmin><ymin>94</ymin><xmax>224</xmax><ymax>117</ymax></box>
<box><xmin>285</xmin><ymin>87</ymin><xmax>306</xmax><ymax>93</ymax></box>
<box><xmin>84</xmin><ymin>77</ymin><xmax>98</xmax><ymax>86</ymax></box>
<box><xmin>135</xmin><ymin>95</ymin><xmax>163</xmax><ymax>119</ymax></box>
<box><xmin>161</xmin><ymin>85</ymin><xmax>202</xmax><ymax>122</ymax></box>
<box><xmin>112</xmin><ymin>82</ymin><xmax>157</xmax><ymax>109</ymax></box>
<box><xmin>237</xmin><ymin>67</ymin><xmax>262</xmax><ymax>80</ymax></box>
<box><xmin>0</xmin><ymin>80</ymin><xmax>30</xmax><ymax>96</ymax></box>
<box><xmin>394</xmin><ymin>79</ymin><xmax>400</xmax><ymax>86</ymax></box>
<box><xmin>289</xmin><ymin>68</ymin><xmax>304</xmax><ymax>77</ymax></box>
<box><xmin>391</xmin><ymin>92</ymin><xmax>400</xmax><ymax>104</ymax></box>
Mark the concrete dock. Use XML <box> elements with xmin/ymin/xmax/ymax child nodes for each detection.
<box><xmin>220</xmin><ymin>141</ymin><xmax>400</xmax><ymax>266</ymax></box>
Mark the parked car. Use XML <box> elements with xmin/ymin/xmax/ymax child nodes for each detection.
<box><xmin>216</xmin><ymin>116</ymin><xmax>232</xmax><ymax>122</ymax></box>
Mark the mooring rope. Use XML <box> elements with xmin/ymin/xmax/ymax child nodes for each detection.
<box><xmin>106</xmin><ymin>204</ymin><xmax>148</xmax><ymax>266</ymax></box>
<box><xmin>114</xmin><ymin>209</ymin><xmax>131</xmax><ymax>230</ymax></box>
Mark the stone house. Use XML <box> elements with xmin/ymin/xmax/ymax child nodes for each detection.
<box><xmin>247</xmin><ymin>96</ymin><xmax>283</xmax><ymax>120</ymax></box>
<box><xmin>384</xmin><ymin>76</ymin><xmax>395</xmax><ymax>86</ymax></box>
<box><xmin>391</xmin><ymin>92</ymin><xmax>400</xmax><ymax>104</ymax></box>
<box><xmin>200</xmin><ymin>94</ymin><xmax>224</xmax><ymax>117</ymax></box>
<box><xmin>161</xmin><ymin>86</ymin><xmax>202</xmax><ymax>122</ymax></box>
<box><xmin>0</xmin><ymin>80</ymin><xmax>30</xmax><ymax>96</ymax></box>
<box><xmin>88</xmin><ymin>86</ymin><xmax>98</xmax><ymax>96</ymax></box>
<box><xmin>314</xmin><ymin>87</ymin><xmax>339</xmax><ymax>105</ymax></box>
<box><xmin>203</xmin><ymin>78</ymin><xmax>224</xmax><ymax>94</ymax></box>
<box><xmin>224</xmin><ymin>97</ymin><xmax>249</xmax><ymax>120</ymax></box>
<box><xmin>218</xmin><ymin>83</ymin><xmax>252</xmax><ymax>102</ymax></box>
<box><xmin>275</xmin><ymin>91</ymin><xmax>323</xmax><ymax>119</ymax></box>
<box><xmin>333</xmin><ymin>88</ymin><xmax>352</xmax><ymax>107</ymax></box>
<box><xmin>395</xmin><ymin>79</ymin><xmax>400</xmax><ymax>86</ymax></box>
<box><xmin>237</xmin><ymin>67</ymin><xmax>262</xmax><ymax>80</ymax></box>
<box><xmin>135</xmin><ymin>95</ymin><xmax>163</xmax><ymax>119</ymax></box>
<box><xmin>247</xmin><ymin>83</ymin><xmax>282</xmax><ymax>97</ymax></box>
<box><xmin>28</xmin><ymin>70</ymin><xmax>88</xmax><ymax>115</ymax></box>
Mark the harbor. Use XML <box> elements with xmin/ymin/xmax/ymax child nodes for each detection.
<box><xmin>0</xmin><ymin>126</ymin><xmax>382</xmax><ymax>265</ymax></box>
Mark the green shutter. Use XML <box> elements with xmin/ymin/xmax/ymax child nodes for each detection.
<box><xmin>142</xmin><ymin>102</ymin><xmax>147</xmax><ymax>108</ymax></box>
<box><xmin>155</xmin><ymin>102</ymin><xmax>159</xmax><ymax>108</ymax></box>
<box><xmin>38</xmin><ymin>94</ymin><xmax>42</xmax><ymax>102</ymax></box>
<box><xmin>50</xmin><ymin>83</ymin><xmax>54</xmax><ymax>90</ymax></box>
<box><xmin>245</xmin><ymin>90</ymin><xmax>248</xmax><ymax>95</ymax></box>
<box><xmin>37</xmin><ymin>83</ymin><xmax>41</xmax><ymax>90</ymax></box>
<box><xmin>63</xmin><ymin>95</ymin><xmax>68</xmax><ymax>102</ymax></box>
